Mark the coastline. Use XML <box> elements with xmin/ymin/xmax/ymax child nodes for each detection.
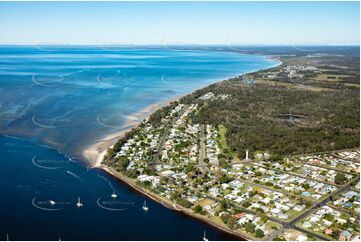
<box><xmin>83</xmin><ymin>95</ymin><xmax>184</xmax><ymax>167</ymax></box>
<box><xmin>97</xmin><ymin>164</ymin><xmax>250</xmax><ymax>241</ymax></box>
<box><xmin>85</xmin><ymin>54</ymin><xmax>282</xmax><ymax>240</ymax></box>
<box><xmin>84</xmin><ymin>53</ymin><xmax>282</xmax><ymax>168</ymax></box>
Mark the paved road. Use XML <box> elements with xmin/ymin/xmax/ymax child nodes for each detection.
<box><xmin>151</xmin><ymin>106</ymin><xmax>187</xmax><ymax>165</ymax></box>
<box><xmin>199</xmin><ymin>124</ymin><xmax>206</xmax><ymax>170</ymax></box>
<box><xmin>211</xmin><ymin>174</ymin><xmax>359</xmax><ymax>240</ymax></box>
<box><xmin>284</xmin><ymin>176</ymin><xmax>360</xmax><ymax>240</ymax></box>
<box><xmin>266</xmin><ymin>228</ymin><xmax>285</xmax><ymax>241</ymax></box>
<box><xmin>235</xmin><ymin>178</ymin><xmax>315</xmax><ymax>203</ymax></box>
<box><xmin>288</xmin><ymin>177</ymin><xmax>358</xmax><ymax>225</ymax></box>
<box><xmin>246</xmin><ymin>161</ymin><xmax>340</xmax><ymax>187</ymax></box>
<box><xmin>301</xmin><ymin>162</ymin><xmax>356</xmax><ymax>176</ymax></box>
<box><xmin>151</xmin><ymin>125</ymin><xmax>170</xmax><ymax>165</ymax></box>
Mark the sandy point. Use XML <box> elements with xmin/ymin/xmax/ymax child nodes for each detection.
<box><xmin>82</xmin><ymin>96</ymin><xmax>183</xmax><ymax>168</ymax></box>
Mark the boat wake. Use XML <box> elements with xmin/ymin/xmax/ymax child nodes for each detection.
<box><xmin>66</xmin><ymin>170</ymin><xmax>84</xmax><ymax>182</ymax></box>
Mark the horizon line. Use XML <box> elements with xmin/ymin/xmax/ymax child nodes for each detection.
<box><xmin>0</xmin><ymin>44</ymin><xmax>359</xmax><ymax>47</ymax></box>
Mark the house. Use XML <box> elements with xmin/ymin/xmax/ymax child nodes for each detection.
<box><xmin>302</xmin><ymin>191</ymin><xmax>311</xmax><ymax>197</ymax></box>
<box><xmin>310</xmin><ymin>216</ymin><xmax>320</xmax><ymax>223</ymax></box>
<box><xmin>303</xmin><ymin>221</ymin><xmax>312</xmax><ymax>228</ymax></box>
<box><xmin>187</xmin><ymin>195</ymin><xmax>198</xmax><ymax>203</ymax></box>
<box><xmin>279</xmin><ymin>213</ymin><xmax>289</xmax><ymax>220</ymax></box>
<box><xmin>296</xmin><ymin>235</ymin><xmax>308</xmax><ymax>241</ymax></box>
<box><xmin>339</xmin><ymin>230</ymin><xmax>352</xmax><ymax>241</ymax></box>
<box><xmin>294</xmin><ymin>205</ymin><xmax>305</xmax><ymax>212</ymax></box>
<box><xmin>233</xmin><ymin>212</ymin><xmax>246</xmax><ymax>218</ymax></box>
<box><xmin>161</xmin><ymin>170</ymin><xmax>175</xmax><ymax>177</ymax></box>
<box><xmin>325</xmin><ymin>228</ymin><xmax>333</xmax><ymax>235</ymax></box>
<box><xmin>323</xmin><ymin>219</ymin><xmax>332</xmax><ymax>227</ymax></box>
<box><xmin>271</xmin><ymin>208</ymin><xmax>281</xmax><ymax>215</ymax></box>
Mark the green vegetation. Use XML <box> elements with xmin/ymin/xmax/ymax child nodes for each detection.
<box><xmin>180</xmin><ymin>55</ymin><xmax>359</xmax><ymax>158</ymax></box>
<box><xmin>334</xmin><ymin>173</ymin><xmax>348</xmax><ymax>185</ymax></box>
<box><xmin>102</xmin><ymin>48</ymin><xmax>360</xmax><ymax>241</ymax></box>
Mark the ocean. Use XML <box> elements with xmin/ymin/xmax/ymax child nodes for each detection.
<box><xmin>0</xmin><ymin>46</ymin><xmax>277</xmax><ymax>240</ymax></box>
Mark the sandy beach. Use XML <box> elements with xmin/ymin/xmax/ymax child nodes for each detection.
<box><xmin>82</xmin><ymin>56</ymin><xmax>282</xmax><ymax>240</ymax></box>
<box><xmin>83</xmin><ymin>96</ymin><xmax>183</xmax><ymax>167</ymax></box>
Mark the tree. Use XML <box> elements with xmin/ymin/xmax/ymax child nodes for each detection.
<box><xmin>220</xmin><ymin>199</ymin><xmax>228</xmax><ymax>210</ymax></box>
<box><xmin>193</xmin><ymin>205</ymin><xmax>202</xmax><ymax>213</ymax></box>
<box><xmin>227</xmin><ymin>216</ymin><xmax>238</xmax><ymax>230</ymax></box>
<box><xmin>242</xmin><ymin>201</ymin><xmax>251</xmax><ymax>208</ymax></box>
<box><xmin>255</xmin><ymin>228</ymin><xmax>265</xmax><ymax>238</ymax></box>
<box><xmin>335</xmin><ymin>173</ymin><xmax>347</xmax><ymax>185</ymax></box>
<box><xmin>302</xmin><ymin>183</ymin><xmax>310</xmax><ymax>190</ymax></box>
<box><xmin>245</xmin><ymin>222</ymin><xmax>255</xmax><ymax>233</ymax></box>
<box><xmin>261</xmin><ymin>215</ymin><xmax>268</xmax><ymax>223</ymax></box>
<box><xmin>255</xmin><ymin>171</ymin><xmax>262</xmax><ymax>176</ymax></box>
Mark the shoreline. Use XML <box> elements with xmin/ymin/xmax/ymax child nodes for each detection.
<box><xmin>85</xmin><ymin>54</ymin><xmax>283</xmax><ymax>240</ymax></box>
<box><xmin>83</xmin><ymin>95</ymin><xmax>184</xmax><ymax>167</ymax></box>
<box><xmin>97</xmin><ymin>164</ymin><xmax>250</xmax><ymax>241</ymax></box>
<box><xmin>83</xmin><ymin>53</ymin><xmax>282</xmax><ymax>168</ymax></box>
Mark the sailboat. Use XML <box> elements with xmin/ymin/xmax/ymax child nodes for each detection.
<box><xmin>142</xmin><ymin>200</ymin><xmax>148</xmax><ymax>211</ymax></box>
<box><xmin>203</xmin><ymin>230</ymin><xmax>208</xmax><ymax>241</ymax></box>
<box><xmin>111</xmin><ymin>191</ymin><xmax>118</xmax><ymax>198</ymax></box>
<box><xmin>6</xmin><ymin>233</ymin><xmax>9</xmax><ymax>241</ymax></box>
<box><xmin>76</xmin><ymin>197</ymin><xmax>83</xmax><ymax>207</ymax></box>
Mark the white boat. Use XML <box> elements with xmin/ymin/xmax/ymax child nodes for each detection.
<box><xmin>142</xmin><ymin>200</ymin><xmax>148</xmax><ymax>211</ymax></box>
<box><xmin>111</xmin><ymin>192</ymin><xmax>118</xmax><ymax>198</ymax></box>
<box><xmin>6</xmin><ymin>233</ymin><xmax>9</xmax><ymax>241</ymax></box>
<box><xmin>49</xmin><ymin>200</ymin><xmax>56</xmax><ymax>206</ymax></box>
<box><xmin>76</xmin><ymin>197</ymin><xmax>83</xmax><ymax>207</ymax></box>
<box><xmin>203</xmin><ymin>231</ymin><xmax>208</xmax><ymax>241</ymax></box>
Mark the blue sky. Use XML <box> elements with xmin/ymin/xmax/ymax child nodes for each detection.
<box><xmin>0</xmin><ymin>1</ymin><xmax>359</xmax><ymax>45</ymax></box>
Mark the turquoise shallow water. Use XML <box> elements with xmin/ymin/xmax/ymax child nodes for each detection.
<box><xmin>0</xmin><ymin>46</ymin><xmax>277</xmax><ymax>158</ymax></box>
<box><xmin>0</xmin><ymin>47</ymin><xmax>277</xmax><ymax>240</ymax></box>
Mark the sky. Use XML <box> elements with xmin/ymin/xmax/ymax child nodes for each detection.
<box><xmin>0</xmin><ymin>1</ymin><xmax>359</xmax><ymax>45</ymax></box>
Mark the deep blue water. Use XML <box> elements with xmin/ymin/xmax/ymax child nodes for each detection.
<box><xmin>0</xmin><ymin>47</ymin><xmax>277</xmax><ymax>240</ymax></box>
